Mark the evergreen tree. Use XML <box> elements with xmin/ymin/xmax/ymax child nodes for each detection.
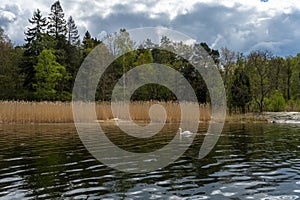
<box><xmin>82</xmin><ymin>31</ymin><xmax>101</xmax><ymax>57</ymax></box>
<box><xmin>67</xmin><ymin>16</ymin><xmax>79</xmax><ymax>46</ymax></box>
<box><xmin>22</xmin><ymin>9</ymin><xmax>55</xmax><ymax>90</ymax></box>
<box><xmin>143</xmin><ymin>38</ymin><xmax>156</xmax><ymax>49</ymax></box>
<box><xmin>281</xmin><ymin>56</ymin><xmax>296</xmax><ymax>101</ymax></box>
<box><xmin>290</xmin><ymin>54</ymin><xmax>300</xmax><ymax>100</ymax></box>
<box><xmin>65</xmin><ymin>17</ymin><xmax>81</xmax><ymax>92</ymax></box>
<box><xmin>82</xmin><ymin>31</ymin><xmax>92</xmax><ymax>49</ymax></box>
<box><xmin>230</xmin><ymin>67</ymin><xmax>252</xmax><ymax>113</ymax></box>
<box><xmin>48</xmin><ymin>1</ymin><xmax>67</xmax><ymax>38</ymax></box>
<box><xmin>24</xmin><ymin>9</ymin><xmax>49</xmax><ymax>56</ymax></box>
<box><xmin>25</xmin><ymin>9</ymin><xmax>48</xmax><ymax>44</ymax></box>
<box><xmin>200</xmin><ymin>42</ymin><xmax>220</xmax><ymax>64</ymax></box>
<box><xmin>83</xmin><ymin>31</ymin><xmax>91</xmax><ymax>40</ymax></box>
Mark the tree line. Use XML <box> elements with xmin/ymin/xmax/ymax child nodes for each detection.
<box><xmin>0</xmin><ymin>0</ymin><xmax>299</xmax><ymax>113</ymax></box>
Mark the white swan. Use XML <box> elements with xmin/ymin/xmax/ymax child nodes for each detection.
<box><xmin>113</xmin><ymin>117</ymin><xmax>119</xmax><ymax>126</ymax></box>
<box><xmin>179</xmin><ymin>128</ymin><xmax>193</xmax><ymax>137</ymax></box>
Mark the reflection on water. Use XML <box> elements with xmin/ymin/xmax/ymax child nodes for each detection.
<box><xmin>0</xmin><ymin>123</ymin><xmax>299</xmax><ymax>199</ymax></box>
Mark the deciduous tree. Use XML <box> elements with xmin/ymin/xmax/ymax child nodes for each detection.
<box><xmin>246</xmin><ymin>50</ymin><xmax>273</xmax><ymax>112</ymax></box>
<box><xmin>33</xmin><ymin>49</ymin><xmax>68</xmax><ymax>100</ymax></box>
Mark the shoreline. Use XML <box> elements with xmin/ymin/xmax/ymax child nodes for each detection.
<box><xmin>0</xmin><ymin>118</ymin><xmax>268</xmax><ymax>125</ymax></box>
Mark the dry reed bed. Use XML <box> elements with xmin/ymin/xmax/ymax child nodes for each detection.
<box><xmin>0</xmin><ymin>101</ymin><xmax>214</xmax><ymax>124</ymax></box>
<box><xmin>99</xmin><ymin>101</ymin><xmax>212</xmax><ymax>123</ymax></box>
<box><xmin>0</xmin><ymin>101</ymin><xmax>73</xmax><ymax>123</ymax></box>
<box><xmin>0</xmin><ymin>101</ymin><xmax>266</xmax><ymax>124</ymax></box>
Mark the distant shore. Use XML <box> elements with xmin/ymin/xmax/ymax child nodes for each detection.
<box><xmin>0</xmin><ymin>101</ymin><xmax>269</xmax><ymax>124</ymax></box>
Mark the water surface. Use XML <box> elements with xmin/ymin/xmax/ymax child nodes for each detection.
<box><xmin>0</xmin><ymin>123</ymin><xmax>299</xmax><ymax>199</ymax></box>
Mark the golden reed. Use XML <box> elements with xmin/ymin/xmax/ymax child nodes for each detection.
<box><xmin>0</xmin><ymin>101</ymin><xmax>213</xmax><ymax>124</ymax></box>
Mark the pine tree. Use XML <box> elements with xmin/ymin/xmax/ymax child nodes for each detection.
<box><xmin>65</xmin><ymin>17</ymin><xmax>81</xmax><ymax>92</ymax></box>
<box><xmin>82</xmin><ymin>31</ymin><xmax>101</xmax><ymax>57</ymax></box>
<box><xmin>22</xmin><ymin>9</ymin><xmax>55</xmax><ymax>89</ymax></box>
<box><xmin>25</xmin><ymin>9</ymin><xmax>48</xmax><ymax>44</ymax></box>
<box><xmin>67</xmin><ymin>16</ymin><xmax>79</xmax><ymax>45</ymax></box>
<box><xmin>230</xmin><ymin>67</ymin><xmax>252</xmax><ymax>113</ymax></box>
<box><xmin>82</xmin><ymin>31</ymin><xmax>92</xmax><ymax>49</ymax></box>
<box><xmin>48</xmin><ymin>1</ymin><xmax>67</xmax><ymax>38</ymax></box>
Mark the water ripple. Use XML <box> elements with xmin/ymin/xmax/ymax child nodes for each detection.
<box><xmin>0</xmin><ymin>123</ymin><xmax>299</xmax><ymax>199</ymax></box>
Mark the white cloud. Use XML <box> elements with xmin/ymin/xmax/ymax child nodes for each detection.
<box><xmin>211</xmin><ymin>34</ymin><xmax>222</xmax><ymax>49</ymax></box>
<box><xmin>0</xmin><ymin>11</ymin><xmax>16</xmax><ymax>22</ymax></box>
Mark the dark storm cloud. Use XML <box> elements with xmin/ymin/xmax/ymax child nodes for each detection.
<box><xmin>262</xmin><ymin>10</ymin><xmax>300</xmax><ymax>56</ymax></box>
<box><xmin>171</xmin><ymin>2</ymin><xmax>300</xmax><ymax>56</ymax></box>
<box><xmin>170</xmin><ymin>3</ymin><xmax>264</xmax><ymax>53</ymax></box>
<box><xmin>77</xmin><ymin>3</ymin><xmax>170</xmax><ymax>38</ymax></box>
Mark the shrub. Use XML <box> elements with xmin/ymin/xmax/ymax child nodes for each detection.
<box><xmin>286</xmin><ymin>99</ymin><xmax>300</xmax><ymax>111</ymax></box>
<box><xmin>265</xmin><ymin>90</ymin><xmax>286</xmax><ymax>112</ymax></box>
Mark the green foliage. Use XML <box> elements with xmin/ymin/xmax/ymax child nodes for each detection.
<box><xmin>280</xmin><ymin>56</ymin><xmax>293</xmax><ymax>100</ymax></box>
<box><xmin>264</xmin><ymin>90</ymin><xmax>286</xmax><ymax>112</ymax></box>
<box><xmin>82</xmin><ymin>31</ymin><xmax>101</xmax><ymax>57</ymax></box>
<box><xmin>246</xmin><ymin>50</ymin><xmax>273</xmax><ymax>112</ymax></box>
<box><xmin>290</xmin><ymin>54</ymin><xmax>300</xmax><ymax>99</ymax></box>
<box><xmin>33</xmin><ymin>49</ymin><xmax>69</xmax><ymax>100</ymax></box>
<box><xmin>23</xmin><ymin>10</ymin><xmax>56</xmax><ymax>88</ymax></box>
<box><xmin>230</xmin><ymin>67</ymin><xmax>252</xmax><ymax>113</ymax></box>
<box><xmin>286</xmin><ymin>99</ymin><xmax>300</xmax><ymax>111</ymax></box>
<box><xmin>0</xmin><ymin>29</ymin><xmax>25</xmax><ymax>100</ymax></box>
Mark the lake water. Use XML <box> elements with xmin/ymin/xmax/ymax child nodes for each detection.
<box><xmin>0</xmin><ymin>123</ymin><xmax>299</xmax><ymax>199</ymax></box>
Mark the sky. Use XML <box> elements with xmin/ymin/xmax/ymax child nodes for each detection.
<box><xmin>0</xmin><ymin>0</ymin><xmax>300</xmax><ymax>56</ymax></box>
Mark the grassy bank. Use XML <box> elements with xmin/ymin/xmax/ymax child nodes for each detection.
<box><xmin>0</xmin><ymin>101</ymin><xmax>267</xmax><ymax>124</ymax></box>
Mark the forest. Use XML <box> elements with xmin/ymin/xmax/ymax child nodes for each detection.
<box><xmin>0</xmin><ymin>0</ymin><xmax>300</xmax><ymax>113</ymax></box>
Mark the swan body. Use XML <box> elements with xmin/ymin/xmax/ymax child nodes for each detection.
<box><xmin>113</xmin><ymin>117</ymin><xmax>119</xmax><ymax>126</ymax></box>
<box><xmin>179</xmin><ymin>128</ymin><xmax>193</xmax><ymax>136</ymax></box>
